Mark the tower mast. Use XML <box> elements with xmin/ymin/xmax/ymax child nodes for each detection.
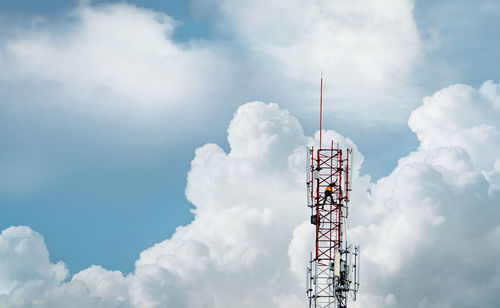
<box><xmin>306</xmin><ymin>75</ymin><xmax>360</xmax><ymax>308</ymax></box>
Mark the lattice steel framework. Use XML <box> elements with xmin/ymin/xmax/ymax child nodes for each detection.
<box><xmin>306</xmin><ymin>142</ymin><xmax>359</xmax><ymax>308</ymax></box>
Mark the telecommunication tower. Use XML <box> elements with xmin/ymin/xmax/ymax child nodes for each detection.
<box><xmin>305</xmin><ymin>75</ymin><xmax>360</xmax><ymax>308</ymax></box>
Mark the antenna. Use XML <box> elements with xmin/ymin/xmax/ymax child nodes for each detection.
<box><xmin>319</xmin><ymin>71</ymin><xmax>323</xmax><ymax>149</ymax></box>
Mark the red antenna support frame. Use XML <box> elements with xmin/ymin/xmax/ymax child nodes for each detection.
<box><xmin>312</xmin><ymin>146</ymin><xmax>346</xmax><ymax>262</ymax></box>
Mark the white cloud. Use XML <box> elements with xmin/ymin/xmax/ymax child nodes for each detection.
<box><xmin>195</xmin><ymin>0</ymin><xmax>423</xmax><ymax>122</ymax></box>
<box><xmin>0</xmin><ymin>226</ymin><xmax>67</xmax><ymax>307</ymax></box>
<box><xmin>351</xmin><ymin>80</ymin><xmax>500</xmax><ymax>306</ymax></box>
<box><xmin>409</xmin><ymin>81</ymin><xmax>500</xmax><ymax>171</ymax></box>
<box><xmin>0</xmin><ymin>2</ymin><xmax>234</xmax><ymax>198</ymax></box>
<box><xmin>0</xmin><ymin>0</ymin><xmax>429</xmax><ymax>131</ymax></box>
<box><xmin>1</xmin><ymin>81</ymin><xmax>500</xmax><ymax>307</ymax></box>
<box><xmin>1</xmin><ymin>3</ymin><xmax>230</xmax><ymax>112</ymax></box>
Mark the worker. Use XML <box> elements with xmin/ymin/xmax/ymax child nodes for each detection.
<box><xmin>322</xmin><ymin>181</ymin><xmax>336</xmax><ymax>207</ymax></box>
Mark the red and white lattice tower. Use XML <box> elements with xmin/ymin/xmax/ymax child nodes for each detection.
<box><xmin>305</xmin><ymin>75</ymin><xmax>360</xmax><ymax>308</ymax></box>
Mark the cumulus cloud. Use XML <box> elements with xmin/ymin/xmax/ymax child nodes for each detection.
<box><xmin>409</xmin><ymin>80</ymin><xmax>500</xmax><ymax>172</ymax></box>
<box><xmin>0</xmin><ymin>226</ymin><xmax>67</xmax><ymax>307</ymax></box>
<box><xmin>351</xmin><ymin>80</ymin><xmax>500</xmax><ymax>306</ymax></box>
<box><xmin>1</xmin><ymin>81</ymin><xmax>500</xmax><ymax>307</ymax></box>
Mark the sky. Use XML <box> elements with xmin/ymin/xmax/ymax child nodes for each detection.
<box><xmin>0</xmin><ymin>0</ymin><xmax>500</xmax><ymax>307</ymax></box>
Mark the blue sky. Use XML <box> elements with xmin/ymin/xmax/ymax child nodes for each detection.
<box><xmin>1</xmin><ymin>0</ymin><xmax>499</xmax><ymax>286</ymax></box>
